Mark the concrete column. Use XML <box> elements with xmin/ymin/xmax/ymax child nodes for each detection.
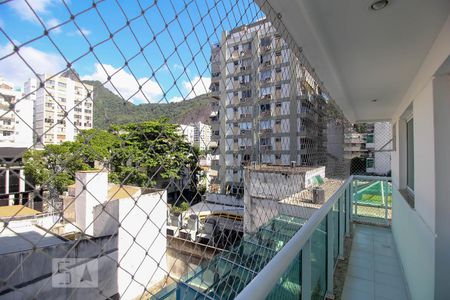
<box><xmin>19</xmin><ymin>168</ymin><xmax>25</xmax><ymax>205</ymax></box>
<box><xmin>75</xmin><ymin>170</ymin><xmax>108</xmax><ymax>236</ymax></box>
<box><xmin>4</xmin><ymin>168</ymin><xmax>9</xmax><ymax>196</ymax></box>
<box><xmin>19</xmin><ymin>168</ymin><xmax>25</xmax><ymax>193</ymax></box>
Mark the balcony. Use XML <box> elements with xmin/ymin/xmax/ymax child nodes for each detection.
<box><xmin>260</xmin><ymin>94</ymin><xmax>272</xmax><ymax>100</ymax></box>
<box><xmin>1</xmin><ymin>1</ymin><xmax>448</xmax><ymax>299</ymax></box>
<box><xmin>260</xmin><ymin>144</ymin><xmax>272</xmax><ymax>151</ymax></box>
<box><xmin>153</xmin><ymin>175</ymin><xmax>405</xmax><ymax>300</ymax></box>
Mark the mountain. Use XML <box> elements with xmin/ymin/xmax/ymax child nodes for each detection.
<box><xmin>83</xmin><ymin>80</ymin><xmax>213</xmax><ymax>129</ymax></box>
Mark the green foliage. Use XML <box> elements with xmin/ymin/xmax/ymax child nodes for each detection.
<box><xmin>23</xmin><ymin>142</ymin><xmax>91</xmax><ymax>193</ymax></box>
<box><xmin>73</xmin><ymin>128</ymin><xmax>120</xmax><ymax>166</ymax></box>
<box><xmin>24</xmin><ymin>119</ymin><xmax>199</xmax><ymax>193</ymax></box>
<box><xmin>354</xmin><ymin>123</ymin><xmax>368</xmax><ymax>133</ymax></box>
<box><xmin>171</xmin><ymin>201</ymin><xmax>190</xmax><ymax>214</ymax></box>
<box><xmin>84</xmin><ymin>80</ymin><xmax>213</xmax><ymax>129</ymax></box>
<box><xmin>110</xmin><ymin>119</ymin><xmax>197</xmax><ymax>187</ymax></box>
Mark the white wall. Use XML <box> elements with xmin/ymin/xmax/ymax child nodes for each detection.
<box><xmin>75</xmin><ymin>171</ymin><xmax>108</xmax><ymax>236</ymax></box>
<box><xmin>390</xmin><ymin>14</ymin><xmax>450</xmax><ymax>300</ymax></box>
<box><xmin>391</xmin><ymin>188</ymin><xmax>435</xmax><ymax>300</ymax></box>
<box><xmin>93</xmin><ymin>189</ymin><xmax>168</xmax><ymax>300</ymax></box>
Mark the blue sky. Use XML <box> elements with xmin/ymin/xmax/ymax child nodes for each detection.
<box><xmin>0</xmin><ymin>0</ymin><xmax>264</xmax><ymax>104</ymax></box>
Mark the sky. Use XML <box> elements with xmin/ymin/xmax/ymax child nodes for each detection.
<box><xmin>0</xmin><ymin>0</ymin><xmax>264</xmax><ymax>104</ymax></box>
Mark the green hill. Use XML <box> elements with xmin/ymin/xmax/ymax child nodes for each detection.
<box><xmin>84</xmin><ymin>80</ymin><xmax>213</xmax><ymax>129</ymax></box>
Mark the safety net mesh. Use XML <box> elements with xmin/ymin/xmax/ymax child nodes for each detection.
<box><xmin>0</xmin><ymin>0</ymin><xmax>392</xmax><ymax>299</ymax></box>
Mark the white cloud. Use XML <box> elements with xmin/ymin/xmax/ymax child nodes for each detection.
<box><xmin>75</xmin><ymin>28</ymin><xmax>91</xmax><ymax>36</ymax></box>
<box><xmin>82</xmin><ymin>63</ymin><xmax>163</xmax><ymax>104</ymax></box>
<box><xmin>0</xmin><ymin>43</ymin><xmax>65</xmax><ymax>88</ymax></box>
<box><xmin>8</xmin><ymin>0</ymin><xmax>54</xmax><ymax>23</ymax></box>
<box><xmin>173</xmin><ymin>63</ymin><xmax>184</xmax><ymax>71</ymax></box>
<box><xmin>168</xmin><ymin>96</ymin><xmax>184</xmax><ymax>103</ymax></box>
<box><xmin>166</xmin><ymin>75</ymin><xmax>211</xmax><ymax>103</ymax></box>
<box><xmin>67</xmin><ymin>28</ymin><xmax>91</xmax><ymax>37</ymax></box>
<box><xmin>183</xmin><ymin>76</ymin><xmax>211</xmax><ymax>99</ymax></box>
<box><xmin>46</xmin><ymin>18</ymin><xmax>61</xmax><ymax>33</ymax></box>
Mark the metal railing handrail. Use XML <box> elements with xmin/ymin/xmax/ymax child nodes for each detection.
<box><xmin>353</xmin><ymin>175</ymin><xmax>391</xmax><ymax>181</ymax></box>
<box><xmin>235</xmin><ymin>175</ymin><xmax>353</xmax><ymax>300</ymax></box>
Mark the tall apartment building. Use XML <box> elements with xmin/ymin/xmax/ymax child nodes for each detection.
<box><xmin>0</xmin><ymin>77</ymin><xmax>33</xmax><ymax>148</ymax></box>
<box><xmin>178</xmin><ymin>122</ymin><xmax>212</xmax><ymax>151</ymax></box>
<box><xmin>193</xmin><ymin>121</ymin><xmax>211</xmax><ymax>151</ymax></box>
<box><xmin>209</xmin><ymin>95</ymin><xmax>220</xmax><ymax>190</ymax></box>
<box><xmin>25</xmin><ymin>70</ymin><xmax>93</xmax><ymax>147</ymax></box>
<box><xmin>212</xmin><ymin>20</ymin><xmax>327</xmax><ymax>194</ymax></box>
<box><xmin>365</xmin><ymin>122</ymin><xmax>392</xmax><ymax>175</ymax></box>
<box><xmin>178</xmin><ymin>124</ymin><xmax>195</xmax><ymax>144</ymax></box>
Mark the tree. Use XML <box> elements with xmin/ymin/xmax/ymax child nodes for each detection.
<box><xmin>23</xmin><ymin>143</ymin><xmax>91</xmax><ymax>212</ymax></box>
<box><xmin>23</xmin><ymin>119</ymin><xmax>199</xmax><ymax>200</ymax></box>
<box><xmin>110</xmin><ymin>119</ymin><xmax>198</xmax><ymax>187</ymax></box>
<box><xmin>73</xmin><ymin>128</ymin><xmax>120</xmax><ymax>168</ymax></box>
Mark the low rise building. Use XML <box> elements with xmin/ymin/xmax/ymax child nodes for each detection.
<box><xmin>0</xmin><ymin>170</ymin><xmax>168</xmax><ymax>300</ymax></box>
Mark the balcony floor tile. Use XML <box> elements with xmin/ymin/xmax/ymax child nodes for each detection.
<box><xmin>342</xmin><ymin>224</ymin><xmax>410</xmax><ymax>300</ymax></box>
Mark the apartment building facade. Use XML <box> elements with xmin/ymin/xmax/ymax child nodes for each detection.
<box><xmin>212</xmin><ymin>20</ymin><xmax>327</xmax><ymax>194</ymax></box>
<box><xmin>0</xmin><ymin>78</ymin><xmax>33</xmax><ymax>148</ymax></box>
<box><xmin>344</xmin><ymin>122</ymin><xmax>392</xmax><ymax>175</ymax></box>
<box><xmin>25</xmin><ymin>70</ymin><xmax>93</xmax><ymax>147</ymax></box>
<box><xmin>178</xmin><ymin>121</ymin><xmax>212</xmax><ymax>151</ymax></box>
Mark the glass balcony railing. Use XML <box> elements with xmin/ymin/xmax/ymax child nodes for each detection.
<box><xmin>155</xmin><ymin>175</ymin><xmax>391</xmax><ymax>300</ymax></box>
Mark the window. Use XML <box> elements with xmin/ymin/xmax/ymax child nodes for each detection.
<box><xmin>366</xmin><ymin>158</ymin><xmax>374</xmax><ymax>169</ymax></box>
<box><xmin>242</xmin><ymin>90</ymin><xmax>251</xmax><ymax>98</ymax></box>
<box><xmin>406</xmin><ymin>117</ymin><xmax>414</xmax><ymax>192</ymax></box>
<box><xmin>366</xmin><ymin>133</ymin><xmax>374</xmax><ymax>143</ymax></box>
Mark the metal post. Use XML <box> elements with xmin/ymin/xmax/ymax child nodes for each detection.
<box><xmin>326</xmin><ymin>212</ymin><xmax>334</xmax><ymax>299</ymax></box>
<box><xmin>353</xmin><ymin>179</ymin><xmax>358</xmax><ymax>219</ymax></box>
<box><xmin>349</xmin><ymin>179</ymin><xmax>354</xmax><ymax>238</ymax></box>
<box><xmin>338</xmin><ymin>195</ymin><xmax>345</xmax><ymax>259</ymax></box>
<box><xmin>345</xmin><ymin>186</ymin><xmax>351</xmax><ymax>237</ymax></box>
<box><xmin>382</xmin><ymin>180</ymin><xmax>388</xmax><ymax>225</ymax></box>
<box><xmin>302</xmin><ymin>239</ymin><xmax>311</xmax><ymax>300</ymax></box>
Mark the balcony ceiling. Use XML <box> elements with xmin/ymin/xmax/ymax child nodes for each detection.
<box><xmin>265</xmin><ymin>0</ymin><xmax>450</xmax><ymax>122</ymax></box>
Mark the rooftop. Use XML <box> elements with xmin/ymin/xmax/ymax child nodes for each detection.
<box><xmin>0</xmin><ymin>205</ymin><xmax>41</xmax><ymax>218</ymax></box>
<box><xmin>245</xmin><ymin>164</ymin><xmax>324</xmax><ymax>174</ymax></box>
<box><xmin>0</xmin><ymin>225</ymin><xmax>65</xmax><ymax>255</ymax></box>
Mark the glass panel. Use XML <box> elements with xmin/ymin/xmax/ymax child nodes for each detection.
<box><xmin>333</xmin><ymin>200</ymin><xmax>340</xmax><ymax>265</ymax></box>
<box><xmin>267</xmin><ymin>252</ymin><xmax>302</xmax><ymax>300</ymax></box>
<box><xmin>407</xmin><ymin>118</ymin><xmax>414</xmax><ymax>191</ymax></box>
<box><xmin>353</xmin><ymin>179</ymin><xmax>393</xmax><ymax>224</ymax></box>
<box><xmin>311</xmin><ymin>219</ymin><xmax>327</xmax><ymax>300</ymax></box>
